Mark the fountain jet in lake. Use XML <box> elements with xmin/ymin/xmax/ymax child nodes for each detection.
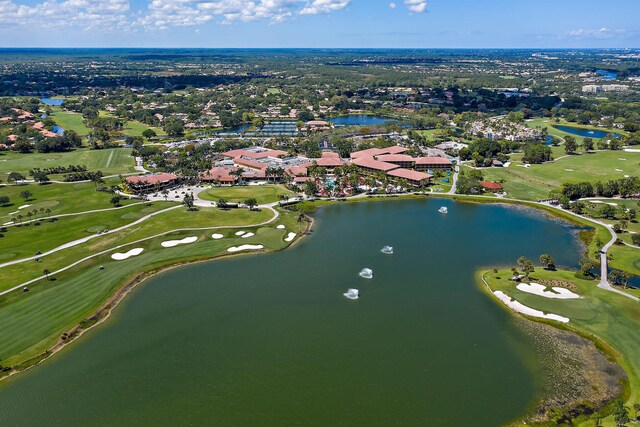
<box><xmin>359</xmin><ymin>268</ymin><xmax>373</xmax><ymax>279</ymax></box>
<box><xmin>381</xmin><ymin>246</ymin><xmax>394</xmax><ymax>255</ymax></box>
<box><xmin>343</xmin><ymin>289</ymin><xmax>359</xmax><ymax>300</ymax></box>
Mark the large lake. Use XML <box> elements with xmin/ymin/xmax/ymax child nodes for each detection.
<box><xmin>0</xmin><ymin>199</ymin><xmax>585</xmax><ymax>426</ymax></box>
<box><xmin>329</xmin><ymin>115</ymin><xmax>394</xmax><ymax>126</ymax></box>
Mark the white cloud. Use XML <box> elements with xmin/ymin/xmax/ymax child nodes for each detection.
<box><xmin>404</xmin><ymin>0</ymin><xmax>427</xmax><ymax>13</ymax></box>
<box><xmin>563</xmin><ymin>27</ymin><xmax>628</xmax><ymax>40</ymax></box>
<box><xmin>299</xmin><ymin>0</ymin><xmax>350</xmax><ymax>15</ymax></box>
<box><xmin>388</xmin><ymin>2</ymin><xmax>396</xmax><ymax>9</ymax></box>
<box><xmin>0</xmin><ymin>0</ymin><xmax>131</xmax><ymax>30</ymax></box>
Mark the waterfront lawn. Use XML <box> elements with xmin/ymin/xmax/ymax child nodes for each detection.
<box><xmin>98</xmin><ymin>110</ymin><xmax>165</xmax><ymax>137</ymax></box>
<box><xmin>0</xmin><ymin>202</ymin><xmax>175</xmax><ymax>263</ymax></box>
<box><xmin>0</xmin><ymin>208</ymin><xmax>304</xmax><ymax>368</ymax></box>
<box><xmin>482</xmin><ymin>268</ymin><xmax>640</xmax><ymax>423</ymax></box>
<box><xmin>50</xmin><ymin>107</ymin><xmax>91</xmax><ymax>136</ymax></box>
<box><xmin>525</xmin><ymin>118</ymin><xmax>626</xmax><ymax>144</ymax></box>
<box><xmin>199</xmin><ymin>184</ymin><xmax>293</xmax><ymax>205</ymax></box>
<box><xmin>0</xmin><ymin>180</ymin><xmax>137</xmax><ymax>222</ymax></box>
<box><xmin>0</xmin><ymin>147</ymin><xmax>135</xmax><ymax>177</ymax></box>
<box><xmin>609</xmin><ymin>245</ymin><xmax>640</xmax><ymax>277</ymax></box>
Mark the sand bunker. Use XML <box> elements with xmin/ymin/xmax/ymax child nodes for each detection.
<box><xmin>111</xmin><ymin>248</ymin><xmax>144</xmax><ymax>260</ymax></box>
<box><xmin>564</xmin><ymin>169</ymin><xmax>574</xmax><ymax>172</ymax></box>
<box><xmin>241</xmin><ymin>232</ymin><xmax>255</xmax><ymax>239</ymax></box>
<box><xmin>493</xmin><ymin>291</ymin><xmax>569</xmax><ymax>323</ymax></box>
<box><xmin>211</xmin><ymin>233</ymin><xmax>224</xmax><ymax>239</ymax></box>
<box><xmin>359</xmin><ymin>268</ymin><xmax>373</xmax><ymax>279</ymax></box>
<box><xmin>18</xmin><ymin>204</ymin><xmax>31</xmax><ymax>210</ymax></box>
<box><xmin>227</xmin><ymin>244</ymin><xmax>264</xmax><ymax>253</ymax></box>
<box><xmin>618</xmin><ymin>158</ymin><xmax>627</xmax><ymax>161</ymax></box>
<box><xmin>615</xmin><ymin>169</ymin><xmax>624</xmax><ymax>172</ymax></box>
<box><xmin>343</xmin><ymin>288</ymin><xmax>359</xmax><ymax>300</ymax></box>
<box><xmin>516</xmin><ymin>283</ymin><xmax>579</xmax><ymax>299</ymax></box>
<box><xmin>284</xmin><ymin>232</ymin><xmax>296</xmax><ymax>242</ymax></box>
<box><xmin>276</xmin><ymin>225</ymin><xmax>285</xmax><ymax>229</ymax></box>
<box><xmin>235</xmin><ymin>231</ymin><xmax>246</xmax><ymax>236</ymax></box>
<box><xmin>381</xmin><ymin>246</ymin><xmax>394</xmax><ymax>254</ymax></box>
<box><xmin>591</xmin><ymin>201</ymin><xmax>617</xmax><ymax>206</ymax></box>
<box><xmin>161</xmin><ymin>236</ymin><xmax>197</xmax><ymax>248</ymax></box>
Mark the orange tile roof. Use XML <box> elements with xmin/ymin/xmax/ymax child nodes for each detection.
<box><xmin>387</xmin><ymin>168</ymin><xmax>432</xmax><ymax>182</ymax></box>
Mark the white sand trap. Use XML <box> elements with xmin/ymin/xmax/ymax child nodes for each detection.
<box><xmin>18</xmin><ymin>204</ymin><xmax>31</xmax><ymax>210</ymax></box>
<box><xmin>3</xmin><ymin>221</ymin><xmax>13</xmax><ymax>225</ymax></box>
<box><xmin>590</xmin><ymin>200</ymin><xmax>604</xmax><ymax>204</ymax></box>
<box><xmin>284</xmin><ymin>232</ymin><xmax>296</xmax><ymax>242</ymax></box>
<box><xmin>624</xmin><ymin>149</ymin><xmax>640</xmax><ymax>153</ymax></box>
<box><xmin>590</xmin><ymin>201</ymin><xmax>617</xmax><ymax>206</ymax></box>
<box><xmin>381</xmin><ymin>246</ymin><xmax>394</xmax><ymax>254</ymax></box>
<box><xmin>227</xmin><ymin>244</ymin><xmax>264</xmax><ymax>253</ymax></box>
<box><xmin>241</xmin><ymin>232</ymin><xmax>255</xmax><ymax>239</ymax></box>
<box><xmin>615</xmin><ymin>169</ymin><xmax>624</xmax><ymax>172</ymax></box>
<box><xmin>516</xmin><ymin>283</ymin><xmax>579</xmax><ymax>299</ymax></box>
<box><xmin>235</xmin><ymin>231</ymin><xmax>246</xmax><ymax>236</ymax></box>
<box><xmin>618</xmin><ymin>158</ymin><xmax>627</xmax><ymax>161</ymax></box>
<box><xmin>343</xmin><ymin>288</ymin><xmax>359</xmax><ymax>300</ymax></box>
<box><xmin>276</xmin><ymin>225</ymin><xmax>285</xmax><ymax>229</ymax></box>
<box><xmin>211</xmin><ymin>233</ymin><xmax>224</xmax><ymax>239</ymax></box>
<box><xmin>111</xmin><ymin>248</ymin><xmax>144</xmax><ymax>260</ymax></box>
<box><xmin>161</xmin><ymin>236</ymin><xmax>197</xmax><ymax>248</ymax></box>
<box><xmin>359</xmin><ymin>268</ymin><xmax>373</xmax><ymax>279</ymax></box>
<box><xmin>625</xmin><ymin>175</ymin><xmax>630</xmax><ymax>178</ymax></box>
<box><xmin>494</xmin><ymin>291</ymin><xmax>569</xmax><ymax>323</ymax></box>
<box><xmin>564</xmin><ymin>169</ymin><xmax>573</xmax><ymax>172</ymax></box>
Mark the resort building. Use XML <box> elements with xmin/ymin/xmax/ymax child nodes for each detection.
<box><xmin>481</xmin><ymin>181</ymin><xmax>503</xmax><ymax>192</ymax></box>
<box><xmin>375</xmin><ymin>154</ymin><xmax>415</xmax><ymax>169</ymax></box>
<box><xmin>387</xmin><ymin>168</ymin><xmax>432</xmax><ymax>186</ymax></box>
<box><xmin>352</xmin><ymin>156</ymin><xmax>400</xmax><ymax>173</ymax></box>
<box><xmin>126</xmin><ymin>172</ymin><xmax>179</xmax><ymax>194</ymax></box>
<box><xmin>414</xmin><ymin>157</ymin><xmax>453</xmax><ymax>171</ymax></box>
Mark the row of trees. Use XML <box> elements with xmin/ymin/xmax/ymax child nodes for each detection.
<box><xmin>555</xmin><ymin>177</ymin><xmax>640</xmax><ymax>201</ymax></box>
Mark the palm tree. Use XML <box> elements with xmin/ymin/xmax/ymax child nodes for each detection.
<box><xmin>45</xmin><ymin>208</ymin><xmax>51</xmax><ymax>220</ymax></box>
<box><xmin>230</xmin><ymin>168</ymin><xmax>245</xmax><ymax>185</ymax></box>
<box><xmin>39</xmin><ymin>207</ymin><xmax>45</xmax><ymax>220</ymax></box>
<box><xmin>43</xmin><ymin>269</ymin><xmax>50</xmax><ymax>280</ymax></box>
<box><xmin>26</xmin><ymin>211</ymin><xmax>32</xmax><ymax>223</ymax></box>
<box><xmin>161</xmin><ymin>189</ymin><xmax>169</xmax><ymax>201</ymax></box>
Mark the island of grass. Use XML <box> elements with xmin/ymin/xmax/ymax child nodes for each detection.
<box><xmin>480</xmin><ymin>267</ymin><xmax>640</xmax><ymax>425</ymax></box>
<box><xmin>198</xmin><ymin>184</ymin><xmax>293</xmax><ymax>205</ymax></box>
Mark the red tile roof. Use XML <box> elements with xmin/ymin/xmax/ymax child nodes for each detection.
<box><xmin>352</xmin><ymin>156</ymin><xmax>400</xmax><ymax>172</ymax></box>
<box><xmin>233</xmin><ymin>157</ymin><xmax>268</xmax><ymax>170</ymax></box>
<box><xmin>376</xmin><ymin>154</ymin><xmax>415</xmax><ymax>163</ymax></box>
<box><xmin>387</xmin><ymin>168</ymin><xmax>432</xmax><ymax>182</ymax></box>
<box><xmin>385</xmin><ymin>145</ymin><xmax>409</xmax><ymax>154</ymax></box>
<box><xmin>126</xmin><ymin>172</ymin><xmax>178</xmax><ymax>185</ymax></box>
<box><xmin>301</xmin><ymin>157</ymin><xmax>345</xmax><ymax>168</ymax></box>
<box><xmin>202</xmin><ymin>167</ymin><xmax>238</xmax><ymax>182</ymax></box>
<box><xmin>415</xmin><ymin>157</ymin><xmax>452</xmax><ymax>165</ymax></box>
<box><xmin>350</xmin><ymin>147</ymin><xmax>391</xmax><ymax>159</ymax></box>
<box><xmin>481</xmin><ymin>181</ymin><xmax>503</xmax><ymax>190</ymax></box>
<box><xmin>321</xmin><ymin>151</ymin><xmax>340</xmax><ymax>159</ymax></box>
<box><xmin>285</xmin><ymin>165</ymin><xmax>308</xmax><ymax>176</ymax></box>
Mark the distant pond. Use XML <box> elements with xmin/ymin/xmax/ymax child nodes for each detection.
<box><xmin>596</xmin><ymin>70</ymin><xmax>617</xmax><ymax>81</ymax></box>
<box><xmin>40</xmin><ymin>98</ymin><xmax>65</xmax><ymax>106</ymax></box>
<box><xmin>553</xmin><ymin>125</ymin><xmax>621</xmax><ymax>139</ymax></box>
<box><xmin>329</xmin><ymin>115</ymin><xmax>395</xmax><ymax>126</ymax></box>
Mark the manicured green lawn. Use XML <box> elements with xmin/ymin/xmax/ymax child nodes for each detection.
<box><xmin>478</xmin><ymin>150</ymin><xmax>640</xmax><ymax>201</ymax></box>
<box><xmin>525</xmin><ymin>118</ymin><xmax>626</xmax><ymax>144</ymax></box>
<box><xmin>98</xmin><ymin>110</ymin><xmax>166</xmax><ymax>137</ymax></box>
<box><xmin>0</xmin><ymin>180</ymin><xmax>137</xmax><ymax>222</ymax></box>
<box><xmin>199</xmin><ymin>184</ymin><xmax>293</xmax><ymax>205</ymax></box>
<box><xmin>49</xmin><ymin>107</ymin><xmax>91</xmax><ymax>136</ymax></box>
<box><xmin>0</xmin><ymin>148</ymin><xmax>135</xmax><ymax>176</ymax></box>
<box><xmin>0</xmin><ymin>202</ymin><xmax>174</xmax><ymax>264</ymax></box>
<box><xmin>0</xmin><ymin>207</ymin><xmax>304</xmax><ymax>368</ymax></box>
<box><xmin>267</xmin><ymin>88</ymin><xmax>282</xmax><ymax>94</ymax></box>
<box><xmin>482</xmin><ymin>268</ymin><xmax>640</xmax><ymax>425</ymax></box>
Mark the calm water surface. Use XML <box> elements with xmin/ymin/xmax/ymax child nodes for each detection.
<box><xmin>329</xmin><ymin>115</ymin><xmax>394</xmax><ymax>126</ymax></box>
<box><xmin>0</xmin><ymin>199</ymin><xmax>584</xmax><ymax>426</ymax></box>
<box><xmin>554</xmin><ymin>125</ymin><xmax>621</xmax><ymax>139</ymax></box>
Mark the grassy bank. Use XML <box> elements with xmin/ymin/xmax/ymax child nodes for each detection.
<box><xmin>0</xmin><ymin>207</ymin><xmax>306</xmax><ymax>372</ymax></box>
<box><xmin>481</xmin><ymin>268</ymin><xmax>640</xmax><ymax>425</ymax></box>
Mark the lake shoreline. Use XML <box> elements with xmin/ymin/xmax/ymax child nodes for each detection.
<box><xmin>0</xmin><ymin>215</ymin><xmax>314</xmax><ymax>383</ymax></box>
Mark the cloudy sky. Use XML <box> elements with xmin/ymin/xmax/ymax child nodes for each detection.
<box><xmin>0</xmin><ymin>0</ymin><xmax>638</xmax><ymax>48</ymax></box>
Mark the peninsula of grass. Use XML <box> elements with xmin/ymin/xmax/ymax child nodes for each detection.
<box><xmin>0</xmin><ymin>147</ymin><xmax>135</xmax><ymax>177</ymax></box>
<box><xmin>480</xmin><ymin>268</ymin><xmax>640</xmax><ymax>425</ymax></box>
<box><xmin>525</xmin><ymin>118</ymin><xmax>626</xmax><ymax>144</ymax></box>
<box><xmin>0</xmin><ymin>206</ymin><xmax>305</xmax><ymax>373</ymax></box>
<box><xmin>198</xmin><ymin>184</ymin><xmax>293</xmax><ymax>205</ymax></box>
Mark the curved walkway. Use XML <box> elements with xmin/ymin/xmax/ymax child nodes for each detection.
<box><xmin>0</xmin><ymin>205</ymin><xmax>182</xmax><ymax>269</ymax></box>
<box><xmin>0</xmin><ymin>204</ymin><xmax>280</xmax><ymax>296</ymax></box>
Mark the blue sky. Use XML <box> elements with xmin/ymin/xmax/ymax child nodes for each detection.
<box><xmin>0</xmin><ymin>0</ymin><xmax>638</xmax><ymax>48</ymax></box>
